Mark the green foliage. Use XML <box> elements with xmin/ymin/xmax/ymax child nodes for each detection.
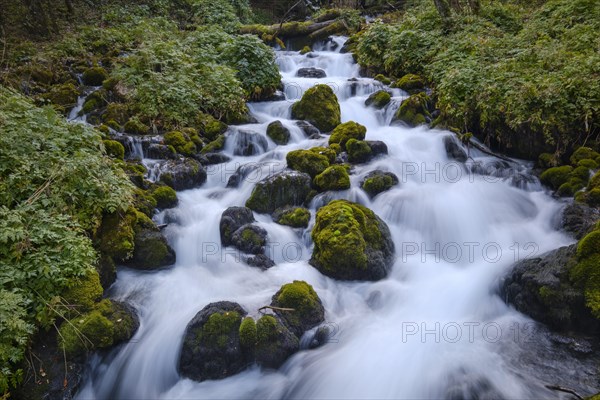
<box><xmin>0</xmin><ymin>291</ymin><xmax>32</xmax><ymax>393</ymax></box>
<box><xmin>314</xmin><ymin>165</ymin><xmax>351</xmax><ymax>191</ymax></box>
<box><xmin>291</xmin><ymin>84</ymin><xmax>341</xmax><ymax>132</ymax></box>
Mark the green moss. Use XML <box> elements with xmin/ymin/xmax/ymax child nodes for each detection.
<box><xmin>328</xmin><ymin>121</ymin><xmax>367</xmax><ymax>150</ymax></box>
<box><xmin>309</xmin><ymin>147</ymin><xmax>337</xmax><ymax>164</ymax></box>
<box><xmin>570</xmin><ymin>147</ymin><xmax>600</xmax><ymax>165</ymax></box>
<box><xmin>267</xmin><ymin>120</ymin><xmax>290</xmax><ymax>145</ymax></box>
<box><xmin>95</xmin><ymin>209</ymin><xmax>137</xmax><ymax>262</ymax></box>
<box><xmin>197</xmin><ymin>112</ymin><xmax>228</xmax><ymax>141</ymax></box>
<box><xmin>61</xmin><ymin>269</ymin><xmax>104</xmax><ymax>314</ymax></box>
<box><xmin>59</xmin><ymin>310</ymin><xmax>114</xmax><ymax>357</ymax></box>
<box><xmin>314</xmin><ymin>165</ymin><xmax>351</xmax><ymax>191</ymax></box>
<box><xmin>557</xmin><ymin>179</ymin><xmax>584</xmax><ymax>197</ymax></box>
<box><xmin>589</xmin><ymin>171</ymin><xmax>600</xmax><ymax>190</ymax></box>
<box><xmin>291</xmin><ymin>84</ymin><xmax>341</xmax><ymax>132</ymax></box>
<box><xmin>577</xmin><ymin>230</ymin><xmax>600</xmax><ymax>260</ymax></box>
<box><xmin>124</xmin><ymin>118</ymin><xmax>149</xmax><ymax>135</ymax></box>
<box><xmin>361</xmin><ymin>173</ymin><xmax>398</xmax><ymax>198</ymax></box>
<box><xmin>274</xmin><ymin>281</ymin><xmax>321</xmax><ymax>333</ymax></box>
<box><xmin>275</xmin><ymin>207</ymin><xmax>311</xmax><ymax>228</ymax></box>
<box><xmin>43</xmin><ymin>83</ymin><xmax>79</xmax><ymax>112</ymax></box>
<box><xmin>201</xmin><ymin>135</ymin><xmax>226</xmax><ymax>154</ymax></box>
<box><xmin>578</xmin><ymin>159</ymin><xmax>598</xmax><ymax>170</ymax></box>
<box><xmin>103</xmin><ymin>103</ymin><xmax>130</xmax><ymax>125</ymax></box>
<box><xmin>393</xmin><ymin>92</ymin><xmax>430</xmax><ymax>127</ymax></box>
<box><xmin>103</xmin><ymin>140</ymin><xmax>125</xmax><ymax>160</ymax></box>
<box><xmin>572</xmin><ymin>166</ymin><xmax>592</xmax><ymax>184</ymax></box>
<box><xmin>82</xmin><ymin>67</ymin><xmax>109</xmax><ymax>86</ymax></box>
<box><xmin>152</xmin><ymin>186</ymin><xmax>178</xmax><ymax>209</ymax></box>
<box><xmin>239</xmin><ymin>317</ymin><xmax>257</xmax><ymax>349</ymax></box>
<box><xmin>346</xmin><ymin>139</ymin><xmax>372</xmax><ymax>163</ymax></box>
<box><xmin>81</xmin><ymin>98</ymin><xmax>99</xmax><ymax>114</ymax></box>
<box><xmin>392</xmin><ymin>74</ymin><xmax>425</xmax><ymax>92</ymax></box>
<box><xmin>133</xmin><ymin>188</ymin><xmax>157</xmax><ymax>217</ymax></box>
<box><xmin>538</xmin><ymin>153</ymin><xmax>557</xmax><ymax>168</ymax></box>
<box><xmin>365</xmin><ymin>90</ymin><xmax>391</xmax><ymax>108</ymax></box>
<box><xmin>374</xmin><ymin>74</ymin><xmax>391</xmax><ymax>85</ymax></box>
<box><xmin>329</xmin><ymin>143</ymin><xmax>341</xmax><ymax>154</ymax></box>
<box><xmin>585</xmin><ymin>188</ymin><xmax>600</xmax><ymax>207</ymax></box>
<box><xmin>201</xmin><ymin>311</ymin><xmax>241</xmax><ymax>349</ymax></box>
<box><xmin>300</xmin><ymin>46</ymin><xmax>312</xmax><ymax>55</ymax></box>
<box><xmin>570</xmin><ymin>254</ymin><xmax>600</xmax><ymax>318</ymax></box>
<box><xmin>94</xmin><ymin>299</ymin><xmax>137</xmax><ymax>344</ymax></box>
<box><xmin>164</xmin><ymin>131</ymin><xmax>197</xmax><ymax>155</ymax></box>
<box><xmin>540</xmin><ymin>165</ymin><xmax>574</xmax><ymax>190</ymax></box>
<box><xmin>286</xmin><ymin>149</ymin><xmax>330</xmax><ymax>177</ymax></box>
<box><xmin>256</xmin><ymin>315</ymin><xmax>278</xmax><ymax>343</ymax></box>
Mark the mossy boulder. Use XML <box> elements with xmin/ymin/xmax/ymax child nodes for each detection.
<box><xmin>220</xmin><ymin>207</ymin><xmax>256</xmax><ymax>246</ymax></box>
<box><xmin>286</xmin><ymin>149</ymin><xmax>330</xmax><ymax>178</ymax></box>
<box><xmin>62</xmin><ymin>269</ymin><xmax>104</xmax><ymax>315</ymax></box>
<box><xmin>133</xmin><ymin>187</ymin><xmax>157</xmax><ymax>216</ymax></box>
<box><xmin>267</xmin><ymin>120</ymin><xmax>291</xmax><ymax>145</ymax></box>
<box><xmin>570</xmin><ymin>147</ymin><xmax>600</xmax><ymax>165</ymax></box>
<box><xmin>103</xmin><ymin>103</ymin><xmax>130</xmax><ymax>125</ymax></box>
<box><xmin>346</xmin><ymin>139</ymin><xmax>372</xmax><ymax>163</ymax></box>
<box><xmin>361</xmin><ymin>170</ymin><xmax>399</xmax><ymax>198</ymax></box>
<box><xmin>158</xmin><ymin>158</ymin><xmax>207</xmax><ymax>191</ymax></box>
<box><xmin>291</xmin><ymin>84</ymin><xmax>341</xmax><ymax>132</ymax></box>
<box><xmin>231</xmin><ymin>224</ymin><xmax>268</xmax><ymax>255</ymax></box>
<box><xmin>540</xmin><ymin>166</ymin><xmax>574</xmax><ymax>190</ymax></box>
<box><xmin>328</xmin><ymin>121</ymin><xmax>367</xmax><ymax>150</ymax></box>
<box><xmin>538</xmin><ymin>153</ymin><xmax>558</xmax><ymax>168</ymax></box>
<box><xmin>58</xmin><ymin>299</ymin><xmax>138</xmax><ymax>358</ymax></box>
<box><xmin>103</xmin><ymin>140</ymin><xmax>125</xmax><ymax>160</ymax></box>
<box><xmin>126</xmin><ymin>212</ymin><xmax>176</xmax><ymax>269</ymax></box>
<box><xmin>374</xmin><ymin>74</ymin><xmax>391</xmax><ymax>85</ymax></box>
<box><xmin>300</xmin><ymin>46</ymin><xmax>312</xmax><ymax>55</ymax></box>
<box><xmin>43</xmin><ymin>83</ymin><xmax>79</xmax><ymax>113</ymax></box>
<box><xmin>309</xmin><ymin>146</ymin><xmax>337</xmax><ymax>163</ymax></box>
<box><xmin>239</xmin><ymin>317</ymin><xmax>257</xmax><ymax>352</ymax></box>
<box><xmin>270</xmin><ymin>281</ymin><xmax>325</xmax><ymax>337</ymax></box>
<box><xmin>310</xmin><ymin>200</ymin><xmax>395</xmax><ymax>281</ymax></box>
<box><xmin>82</xmin><ymin>67</ymin><xmax>108</xmax><ymax>86</ymax></box>
<box><xmin>246</xmin><ymin>171</ymin><xmax>312</xmax><ymax>214</ymax></box>
<box><xmin>95</xmin><ymin>209</ymin><xmax>137</xmax><ymax>262</ymax></box>
<box><xmin>179</xmin><ymin>301</ymin><xmax>247</xmax><ymax>382</ymax></box>
<box><xmin>201</xmin><ymin>135</ymin><xmax>226</xmax><ymax>154</ymax></box>
<box><xmin>164</xmin><ymin>131</ymin><xmax>197</xmax><ymax>156</ymax></box>
<box><xmin>314</xmin><ymin>165</ymin><xmax>351</xmax><ymax>191</ymax></box>
<box><xmin>272</xmin><ymin>207</ymin><xmax>311</xmax><ymax>228</ymax></box>
<box><xmin>152</xmin><ymin>186</ymin><xmax>178</xmax><ymax>209</ymax></box>
<box><xmin>365</xmin><ymin>90</ymin><xmax>391</xmax><ymax>109</ymax></box>
<box><xmin>254</xmin><ymin>315</ymin><xmax>299</xmax><ymax>369</ymax></box>
<box><xmin>124</xmin><ymin>118</ymin><xmax>149</xmax><ymax>135</ymax></box>
<box><xmin>393</xmin><ymin>92</ymin><xmax>431</xmax><ymax>127</ymax></box>
<box><xmin>392</xmin><ymin>74</ymin><xmax>425</xmax><ymax>93</ymax></box>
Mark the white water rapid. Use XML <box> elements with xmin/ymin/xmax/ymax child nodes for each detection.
<box><xmin>76</xmin><ymin>36</ymin><xmax>596</xmax><ymax>399</ymax></box>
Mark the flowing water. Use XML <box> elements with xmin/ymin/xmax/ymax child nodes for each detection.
<box><xmin>76</xmin><ymin>37</ymin><xmax>598</xmax><ymax>399</ymax></box>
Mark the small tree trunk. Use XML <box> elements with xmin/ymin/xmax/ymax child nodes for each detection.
<box><xmin>432</xmin><ymin>0</ymin><xmax>451</xmax><ymax>20</ymax></box>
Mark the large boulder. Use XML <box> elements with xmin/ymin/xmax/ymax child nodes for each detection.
<box><xmin>179</xmin><ymin>302</ymin><xmax>248</xmax><ymax>382</ymax></box>
<box><xmin>501</xmin><ymin>244</ymin><xmax>599</xmax><ymax>334</ymax></box>
<box><xmin>220</xmin><ymin>207</ymin><xmax>256</xmax><ymax>246</ymax></box>
<box><xmin>246</xmin><ymin>170</ymin><xmax>312</xmax><ymax>214</ymax></box>
<box><xmin>295</xmin><ymin>120</ymin><xmax>320</xmax><ymax>137</ymax></box>
<box><xmin>291</xmin><ymin>84</ymin><xmax>341</xmax><ymax>132</ymax></box>
<box><xmin>310</xmin><ymin>200</ymin><xmax>395</xmax><ymax>281</ymax></box>
<box><xmin>561</xmin><ymin>202</ymin><xmax>600</xmax><ymax>240</ymax></box>
<box><xmin>158</xmin><ymin>158</ymin><xmax>207</xmax><ymax>190</ymax></box>
<box><xmin>361</xmin><ymin>170</ymin><xmax>399</xmax><ymax>198</ymax></box>
<box><xmin>127</xmin><ymin>213</ymin><xmax>176</xmax><ymax>269</ymax></box>
<box><xmin>270</xmin><ymin>280</ymin><xmax>325</xmax><ymax>338</ymax></box>
<box><xmin>328</xmin><ymin>121</ymin><xmax>367</xmax><ymax>150</ymax></box>
<box><xmin>231</xmin><ymin>224</ymin><xmax>268</xmax><ymax>255</ymax></box>
<box><xmin>266</xmin><ymin>120</ymin><xmax>291</xmax><ymax>145</ymax></box>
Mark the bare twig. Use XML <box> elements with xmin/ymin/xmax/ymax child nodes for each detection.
<box><xmin>545</xmin><ymin>385</ymin><xmax>584</xmax><ymax>400</ymax></box>
<box><xmin>259</xmin><ymin>305</ymin><xmax>295</xmax><ymax>313</ymax></box>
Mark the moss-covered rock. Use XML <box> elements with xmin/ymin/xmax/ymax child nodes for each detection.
<box><xmin>59</xmin><ymin>310</ymin><xmax>114</xmax><ymax>357</ymax></box>
<box><xmin>127</xmin><ymin>212</ymin><xmax>176</xmax><ymax>269</ymax></box>
<box><xmin>95</xmin><ymin>209</ymin><xmax>137</xmax><ymax>262</ymax></box>
<box><xmin>272</xmin><ymin>207</ymin><xmax>311</xmax><ymax>228</ymax></box>
<box><xmin>346</xmin><ymin>139</ymin><xmax>372</xmax><ymax>163</ymax></box>
<box><xmin>246</xmin><ymin>171</ymin><xmax>312</xmax><ymax>214</ymax></box>
<box><xmin>103</xmin><ymin>140</ymin><xmax>125</xmax><ymax>160</ymax></box>
<box><xmin>270</xmin><ymin>281</ymin><xmax>325</xmax><ymax>337</ymax></box>
<box><xmin>361</xmin><ymin>170</ymin><xmax>399</xmax><ymax>198</ymax></box>
<box><xmin>158</xmin><ymin>158</ymin><xmax>207</xmax><ymax>190</ymax></box>
<box><xmin>310</xmin><ymin>200</ymin><xmax>395</xmax><ymax>281</ymax></box>
<box><xmin>286</xmin><ymin>149</ymin><xmax>330</xmax><ymax>177</ymax></box>
<box><xmin>124</xmin><ymin>118</ymin><xmax>149</xmax><ymax>135</ymax></box>
<box><xmin>197</xmin><ymin>113</ymin><xmax>228</xmax><ymax>141</ymax></box>
<box><xmin>540</xmin><ymin>166</ymin><xmax>574</xmax><ymax>190</ymax></box>
<box><xmin>239</xmin><ymin>317</ymin><xmax>257</xmax><ymax>351</ymax></box>
<box><xmin>94</xmin><ymin>299</ymin><xmax>139</xmax><ymax>344</ymax></box>
<box><xmin>254</xmin><ymin>315</ymin><xmax>299</xmax><ymax>369</ymax></box>
<box><xmin>365</xmin><ymin>90</ymin><xmax>391</xmax><ymax>108</ymax></box>
<box><xmin>392</xmin><ymin>74</ymin><xmax>425</xmax><ymax>93</ymax></box>
<box><xmin>538</xmin><ymin>153</ymin><xmax>558</xmax><ymax>168</ymax></box>
<box><xmin>314</xmin><ymin>165</ymin><xmax>350</xmax><ymax>191</ymax></box>
<box><xmin>570</xmin><ymin>147</ymin><xmax>600</xmax><ymax>165</ymax></box>
<box><xmin>300</xmin><ymin>46</ymin><xmax>312</xmax><ymax>55</ymax></box>
<box><xmin>291</xmin><ymin>84</ymin><xmax>341</xmax><ymax>132</ymax></box>
<box><xmin>328</xmin><ymin>121</ymin><xmax>367</xmax><ymax>150</ymax></box>
<box><xmin>309</xmin><ymin>146</ymin><xmax>337</xmax><ymax>163</ymax></box>
<box><xmin>43</xmin><ymin>83</ymin><xmax>79</xmax><ymax>113</ymax></box>
<box><xmin>201</xmin><ymin>135</ymin><xmax>226</xmax><ymax>154</ymax></box>
<box><xmin>82</xmin><ymin>67</ymin><xmax>108</xmax><ymax>86</ymax></box>
<box><xmin>578</xmin><ymin>159</ymin><xmax>598</xmax><ymax>170</ymax></box>
<box><xmin>393</xmin><ymin>92</ymin><xmax>430</xmax><ymax>127</ymax></box>
<box><xmin>266</xmin><ymin>120</ymin><xmax>291</xmax><ymax>145</ymax></box>
<box><xmin>103</xmin><ymin>103</ymin><xmax>130</xmax><ymax>125</ymax></box>
<box><xmin>62</xmin><ymin>269</ymin><xmax>104</xmax><ymax>315</ymax></box>
<box><xmin>374</xmin><ymin>74</ymin><xmax>391</xmax><ymax>85</ymax></box>
<box><xmin>220</xmin><ymin>207</ymin><xmax>256</xmax><ymax>246</ymax></box>
<box><xmin>231</xmin><ymin>224</ymin><xmax>268</xmax><ymax>254</ymax></box>
<box><xmin>152</xmin><ymin>186</ymin><xmax>178</xmax><ymax>209</ymax></box>
<box><xmin>179</xmin><ymin>301</ymin><xmax>247</xmax><ymax>382</ymax></box>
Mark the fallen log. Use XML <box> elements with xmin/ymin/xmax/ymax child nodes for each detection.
<box><xmin>240</xmin><ymin>19</ymin><xmax>341</xmax><ymax>39</ymax></box>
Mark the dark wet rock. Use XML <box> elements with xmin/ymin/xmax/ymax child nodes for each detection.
<box><xmin>444</xmin><ymin>136</ymin><xmax>468</xmax><ymax>162</ymax></box>
<box><xmin>226</xmin><ymin>163</ymin><xmax>262</xmax><ymax>188</ymax></box>
<box><xmin>246</xmin><ymin>170</ymin><xmax>312</xmax><ymax>214</ymax></box>
<box><xmin>561</xmin><ymin>202</ymin><xmax>600</xmax><ymax>240</ymax></box>
<box><xmin>179</xmin><ymin>302</ymin><xmax>248</xmax><ymax>382</ymax></box>
<box><xmin>307</xmin><ymin>325</ymin><xmax>332</xmax><ymax>349</ymax></box>
<box><xmin>267</xmin><ymin>120</ymin><xmax>291</xmax><ymax>145</ymax></box>
<box><xmin>231</xmin><ymin>130</ymin><xmax>269</xmax><ymax>156</ymax></box>
<box><xmin>245</xmin><ymin>254</ymin><xmax>276</xmax><ymax>270</ymax></box>
<box><xmin>146</xmin><ymin>144</ymin><xmax>176</xmax><ymax>159</ymax></box>
<box><xmin>231</xmin><ymin>224</ymin><xmax>268</xmax><ymax>255</ymax></box>
<box><xmin>254</xmin><ymin>315</ymin><xmax>299</xmax><ymax>369</ymax></box>
<box><xmin>501</xmin><ymin>245</ymin><xmax>599</xmax><ymax>334</ymax></box>
<box><xmin>296</xmin><ymin>120</ymin><xmax>320</xmax><ymax>137</ymax></box>
<box><xmin>158</xmin><ymin>158</ymin><xmax>207</xmax><ymax>190</ymax></box>
<box><xmin>366</xmin><ymin>140</ymin><xmax>388</xmax><ymax>158</ymax></box>
<box><xmin>296</xmin><ymin>67</ymin><xmax>327</xmax><ymax>78</ymax></box>
<box><xmin>220</xmin><ymin>206</ymin><xmax>256</xmax><ymax>246</ymax></box>
<box><xmin>310</xmin><ymin>200</ymin><xmax>395</xmax><ymax>281</ymax></box>
<box><xmin>271</xmin><ymin>280</ymin><xmax>325</xmax><ymax>338</ymax></box>
<box><xmin>365</xmin><ymin>90</ymin><xmax>391</xmax><ymax>109</ymax></box>
<box><xmin>127</xmin><ymin>215</ymin><xmax>176</xmax><ymax>269</ymax></box>
<box><xmin>361</xmin><ymin>170</ymin><xmax>399</xmax><ymax>198</ymax></box>
<box><xmin>201</xmin><ymin>153</ymin><xmax>231</xmax><ymax>165</ymax></box>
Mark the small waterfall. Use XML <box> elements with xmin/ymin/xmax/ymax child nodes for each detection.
<box><xmin>74</xmin><ymin>36</ymin><xmax>597</xmax><ymax>400</ymax></box>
